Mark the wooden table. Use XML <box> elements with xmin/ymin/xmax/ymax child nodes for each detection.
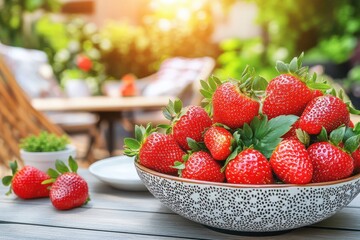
<box><xmin>32</xmin><ymin>96</ymin><xmax>171</xmax><ymax>154</ymax></box>
<box><xmin>1</xmin><ymin>169</ymin><xmax>360</xmax><ymax>240</ymax></box>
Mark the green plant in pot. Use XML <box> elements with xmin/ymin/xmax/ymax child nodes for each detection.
<box><xmin>19</xmin><ymin>132</ymin><xmax>76</xmax><ymax>172</ymax></box>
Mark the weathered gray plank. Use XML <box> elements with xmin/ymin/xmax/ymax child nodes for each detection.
<box><xmin>0</xmin><ymin>224</ymin><xmax>195</xmax><ymax>240</ymax></box>
<box><xmin>313</xmin><ymin>208</ymin><xmax>360</xmax><ymax>230</ymax></box>
<box><xmin>0</xmin><ymin>201</ymin><xmax>359</xmax><ymax>240</ymax></box>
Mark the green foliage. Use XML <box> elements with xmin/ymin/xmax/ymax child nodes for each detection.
<box><xmin>215</xmin><ymin>38</ymin><xmax>278</xmax><ymax>81</ymax></box>
<box><xmin>19</xmin><ymin>132</ymin><xmax>70</xmax><ymax>152</ymax></box>
<box><xmin>0</xmin><ymin>0</ymin><xmax>60</xmax><ymax>47</ymax></box>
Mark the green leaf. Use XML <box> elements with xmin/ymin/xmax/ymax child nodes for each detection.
<box><xmin>348</xmin><ymin>104</ymin><xmax>360</xmax><ymax>114</ymax></box>
<box><xmin>42</xmin><ymin>179</ymin><xmax>56</xmax><ymax>185</ymax></box>
<box><xmin>209</xmin><ymin>76</ymin><xmax>218</xmax><ymax>90</ymax></box>
<box><xmin>262</xmin><ymin>115</ymin><xmax>298</xmax><ymax>142</ymax></box>
<box><xmin>200</xmin><ymin>80</ymin><xmax>210</xmax><ymax>91</ymax></box>
<box><xmin>317</xmin><ymin>128</ymin><xmax>328</xmax><ymax>142</ymax></box>
<box><xmin>344</xmin><ymin>135</ymin><xmax>360</xmax><ymax>153</ymax></box>
<box><xmin>307</xmin><ymin>82</ymin><xmax>332</xmax><ymax>90</ymax></box>
<box><xmin>134</xmin><ymin>125</ymin><xmax>143</xmax><ymax>141</ymax></box>
<box><xmin>47</xmin><ymin>168</ymin><xmax>59</xmax><ymax>179</ymax></box>
<box><xmin>344</xmin><ymin>126</ymin><xmax>357</xmax><ymax>140</ymax></box>
<box><xmin>68</xmin><ymin>156</ymin><xmax>78</xmax><ymax>173</ymax></box>
<box><xmin>275</xmin><ymin>61</ymin><xmax>288</xmax><ymax>73</ymax></box>
<box><xmin>174</xmin><ymin>99</ymin><xmax>183</xmax><ymax>114</ymax></box>
<box><xmin>124</xmin><ymin>138</ymin><xmax>140</xmax><ymax>150</ymax></box>
<box><xmin>2</xmin><ymin>176</ymin><xmax>12</xmax><ymax>186</ymax></box>
<box><xmin>55</xmin><ymin>160</ymin><xmax>70</xmax><ymax>174</ymax></box>
<box><xmin>329</xmin><ymin>126</ymin><xmax>346</xmax><ymax>146</ymax></box>
<box><xmin>252</xmin><ymin>76</ymin><xmax>268</xmax><ymax>91</ymax></box>
<box><xmin>295</xmin><ymin>129</ymin><xmax>310</xmax><ymax>146</ymax></box>
<box><xmin>243</xmin><ymin>123</ymin><xmax>253</xmax><ymax>139</ymax></box>
<box><xmin>187</xmin><ymin>138</ymin><xmax>202</xmax><ymax>152</ymax></box>
<box><xmin>200</xmin><ymin>89</ymin><xmax>213</xmax><ymax>99</ymax></box>
<box><xmin>221</xmin><ymin>146</ymin><xmax>241</xmax><ymax>172</ymax></box>
<box><xmin>289</xmin><ymin>57</ymin><xmax>298</xmax><ymax>73</ymax></box>
<box><xmin>10</xmin><ymin>161</ymin><xmax>18</xmax><ymax>176</ymax></box>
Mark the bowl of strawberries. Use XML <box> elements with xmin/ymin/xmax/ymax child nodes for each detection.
<box><xmin>124</xmin><ymin>54</ymin><xmax>360</xmax><ymax>234</ymax></box>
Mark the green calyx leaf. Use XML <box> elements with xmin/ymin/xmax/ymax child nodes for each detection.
<box><xmin>186</xmin><ymin>138</ymin><xmax>206</xmax><ymax>152</ymax></box>
<box><xmin>43</xmin><ymin>156</ymin><xmax>80</xmax><ymax>185</ymax></box>
<box><xmin>2</xmin><ymin>161</ymin><xmax>18</xmax><ymax>196</ymax></box>
<box><xmin>2</xmin><ymin>176</ymin><xmax>12</xmax><ymax>187</ymax></box>
<box><xmin>162</xmin><ymin>99</ymin><xmax>183</xmax><ymax>121</ymax></box>
<box><xmin>68</xmin><ymin>156</ymin><xmax>78</xmax><ymax>173</ymax></box>
<box><xmin>317</xmin><ymin>128</ymin><xmax>329</xmax><ymax>142</ymax></box>
<box><xmin>200</xmin><ymin>75</ymin><xmax>222</xmax><ymax>116</ymax></box>
<box><xmin>238</xmin><ymin>115</ymin><xmax>298</xmax><ymax>158</ymax></box>
<box><xmin>329</xmin><ymin>126</ymin><xmax>346</xmax><ymax>146</ymax></box>
<box><xmin>55</xmin><ymin>159</ymin><xmax>70</xmax><ymax>174</ymax></box>
<box><xmin>172</xmin><ymin>161</ymin><xmax>185</xmax><ymax>177</ymax></box>
<box><xmin>10</xmin><ymin>161</ymin><xmax>18</xmax><ymax>176</ymax></box>
<box><xmin>221</xmin><ymin>145</ymin><xmax>243</xmax><ymax>173</ymax></box>
<box><xmin>295</xmin><ymin>129</ymin><xmax>310</xmax><ymax>147</ymax></box>
<box><xmin>123</xmin><ymin>123</ymin><xmax>156</xmax><ymax>158</ymax></box>
<box><xmin>344</xmin><ymin>134</ymin><xmax>360</xmax><ymax>153</ymax></box>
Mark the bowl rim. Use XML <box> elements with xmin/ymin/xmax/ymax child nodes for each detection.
<box><xmin>135</xmin><ymin>162</ymin><xmax>360</xmax><ymax>188</ymax></box>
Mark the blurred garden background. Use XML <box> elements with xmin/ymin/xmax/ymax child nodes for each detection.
<box><xmin>1</xmin><ymin>0</ymin><xmax>360</xmax><ymax>164</ymax></box>
<box><xmin>2</xmin><ymin>0</ymin><xmax>360</xmax><ymax>99</ymax></box>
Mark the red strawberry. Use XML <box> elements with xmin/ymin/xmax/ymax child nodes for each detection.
<box><xmin>124</xmin><ymin>124</ymin><xmax>185</xmax><ymax>175</ymax></box>
<box><xmin>176</xmin><ymin>151</ymin><xmax>225</xmax><ymax>182</ymax></box>
<box><xmin>200</xmin><ymin>70</ymin><xmax>264</xmax><ymax>129</ymax></box>
<box><xmin>352</xmin><ymin>148</ymin><xmax>360</xmax><ymax>174</ymax></box>
<box><xmin>263</xmin><ymin>74</ymin><xmax>313</xmax><ymax>119</ymax></box>
<box><xmin>204</xmin><ymin>126</ymin><xmax>233</xmax><ymax>160</ymax></box>
<box><xmin>212</xmin><ymin>82</ymin><xmax>260</xmax><ymax>128</ymax></box>
<box><xmin>2</xmin><ymin>161</ymin><xmax>51</xmax><ymax>199</ymax></box>
<box><xmin>349</xmin><ymin>120</ymin><xmax>355</xmax><ymax>128</ymax></box>
<box><xmin>225</xmin><ymin>149</ymin><xmax>273</xmax><ymax>184</ymax></box>
<box><xmin>163</xmin><ymin>100</ymin><xmax>212</xmax><ymax>150</ymax></box>
<box><xmin>308</xmin><ymin>142</ymin><xmax>354</xmax><ymax>182</ymax></box>
<box><xmin>299</xmin><ymin>95</ymin><xmax>350</xmax><ymax>135</ymax></box>
<box><xmin>312</xmin><ymin>89</ymin><xmax>323</xmax><ymax>99</ymax></box>
<box><xmin>262</xmin><ymin>54</ymin><xmax>330</xmax><ymax>119</ymax></box>
<box><xmin>270</xmin><ymin>139</ymin><xmax>313</xmax><ymax>184</ymax></box>
<box><xmin>45</xmin><ymin>157</ymin><xmax>89</xmax><ymax>210</ymax></box>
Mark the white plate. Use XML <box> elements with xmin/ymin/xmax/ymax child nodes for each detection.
<box><xmin>89</xmin><ymin>156</ymin><xmax>147</xmax><ymax>191</ymax></box>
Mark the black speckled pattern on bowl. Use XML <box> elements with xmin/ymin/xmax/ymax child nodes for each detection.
<box><xmin>135</xmin><ymin>163</ymin><xmax>360</xmax><ymax>232</ymax></box>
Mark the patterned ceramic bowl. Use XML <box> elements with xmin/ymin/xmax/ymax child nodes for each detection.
<box><xmin>135</xmin><ymin>162</ymin><xmax>360</xmax><ymax>234</ymax></box>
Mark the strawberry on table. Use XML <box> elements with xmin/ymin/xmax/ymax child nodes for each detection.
<box><xmin>2</xmin><ymin>161</ymin><xmax>51</xmax><ymax>199</ymax></box>
<box><xmin>270</xmin><ymin>139</ymin><xmax>313</xmax><ymax>184</ymax></box>
<box><xmin>204</xmin><ymin>125</ymin><xmax>233</xmax><ymax>161</ymax></box>
<box><xmin>175</xmin><ymin>150</ymin><xmax>225</xmax><ymax>183</ymax></box>
<box><xmin>225</xmin><ymin>148</ymin><xmax>273</xmax><ymax>184</ymax></box>
<box><xmin>200</xmin><ymin>67</ymin><xmax>266</xmax><ymax>129</ymax></box>
<box><xmin>43</xmin><ymin>157</ymin><xmax>89</xmax><ymax>210</ymax></box>
<box><xmin>124</xmin><ymin>124</ymin><xmax>185</xmax><ymax>175</ymax></box>
<box><xmin>161</xmin><ymin>99</ymin><xmax>212</xmax><ymax>151</ymax></box>
<box><xmin>262</xmin><ymin>53</ymin><xmax>331</xmax><ymax>119</ymax></box>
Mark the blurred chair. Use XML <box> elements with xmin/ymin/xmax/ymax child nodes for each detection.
<box><xmin>0</xmin><ymin>56</ymin><xmax>64</xmax><ymax>166</ymax></box>
<box><xmin>129</xmin><ymin>57</ymin><xmax>216</xmax><ymax>126</ymax></box>
<box><xmin>0</xmin><ymin>43</ymin><xmax>102</xmax><ymax>161</ymax></box>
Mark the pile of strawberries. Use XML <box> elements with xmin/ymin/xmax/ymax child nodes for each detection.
<box><xmin>2</xmin><ymin>157</ymin><xmax>89</xmax><ymax>210</ymax></box>
<box><xmin>125</xmin><ymin>54</ymin><xmax>360</xmax><ymax>185</ymax></box>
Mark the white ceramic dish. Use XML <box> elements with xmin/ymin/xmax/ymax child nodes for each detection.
<box><xmin>89</xmin><ymin>156</ymin><xmax>147</xmax><ymax>191</ymax></box>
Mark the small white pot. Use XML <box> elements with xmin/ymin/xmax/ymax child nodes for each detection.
<box><xmin>20</xmin><ymin>145</ymin><xmax>77</xmax><ymax>172</ymax></box>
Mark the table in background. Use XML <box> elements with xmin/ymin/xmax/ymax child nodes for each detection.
<box><xmin>32</xmin><ymin>96</ymin><xmax>171</xmax><ymax>154</ymax></box>
<box><xmin>1</xmin><ymin>169</ymin><xmax>360</xmax><ymax>239</ymax></box>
